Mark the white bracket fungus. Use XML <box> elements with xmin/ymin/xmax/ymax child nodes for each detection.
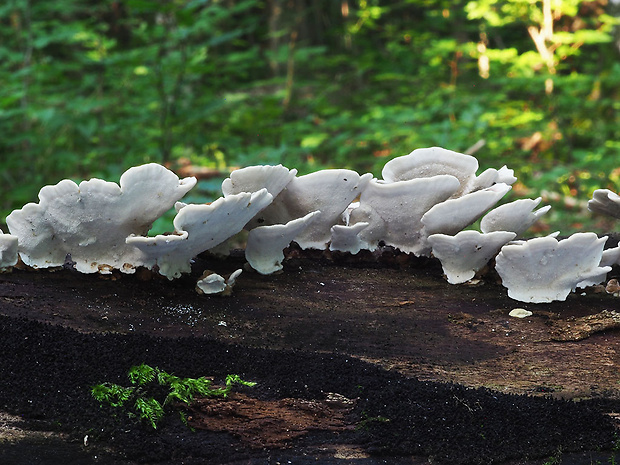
<box><xmin>4</xmin><ymin>146</ymin><xmax>617</xmax><ymax>305</ymax></box>
<box><xmin>469</xmin><ymin>165</ymin><xmax>517</xmax><ymax>192</ymax></box>
<box><xmin>196</xmin><ymin>269</ymin><xmax>242</xmax><ymax>296</ymax></box>
<box><xmin>421</xmin><ymin>183</ymin><xmax>512</xmax><ymax>237</ymax></box>
<box><xmin>588</xmin><ymin>189</ymin><xmax>620</xmax><ymax>220</ymax></box>
<box><xmin>329</xmin><ymin>222</ymin><xmax>370</xmax><ymax>254</ymax></box>
<box><xmin>222</xmin><ymin>164</ymin><xmax>297</xmax><ymax>201</ymax></box>
<box><xmin>428</xmin><ymin>230</ymin><xmax>516</xmax><ymax>284</ymax></box>
<box><xmin>127</xmin><ymin>189</ymin><xmax>273</xmax><ymax>279</ymax></box>
<box><xmin>381</xmin><ymin>146</ymin><xmax>515</xmax><ymax>197</ymax></box>
<box><xmin>382</xmin><ymin>147</ymin><xmax>478</xmax><ymax>194</ymax></box>
<box><xmin>245</xmin><ymin>211</ymin><xmax>320</xmax><ymax>275</ymax></box>
<box><xmin>349</xmin><ymin>175</ymin><xmax>461</xmax><ymax>255</ymax></box>
<box><xmin>249</xmin><ymin>170</ymin><xmax>372</xmax><ymax>250</ymax></box>
<box><xmin>0</xmin><ymin>230</ymin><xmax>18</xmax><ymax>270</ymax></box>
<box><xmin>495</xmin><ymin>233</ymin><xmax>611</xmax><ymax>303</ymax></box>
<box><xmin>6</xmin><ymin>164</ymin><xmax>196</xmax><ymax>274</ymax></box>
<box><xmin>480</xmin><ymin>197</ymin><xmax>551</xmax><ymax>237</ymax></box>
<box><xmin>578</xmin><ymin>242</ymin><xmax>620</xmax><ymax>289</ymax></box>
<box><xmin>601</xmin><ymin>246</ymin><xmax>620</xmax><ymax>267</ymax></box>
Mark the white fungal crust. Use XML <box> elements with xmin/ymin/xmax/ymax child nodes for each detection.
<box><xmin>480</xmin><ymin>197</ymin><xmax>551</xmax><ymax>236</ymax></box>
<box><xmin>250</xmin><ymin>170</ymin><xmax>372</xmax><ymax>250</ymax></box>
<box><xmin>428</xmin><ymin>230</ymin><xmax>516</xmax><ymax>284</ymax></box>
<box><xmin>127</xmin><ymin>189</ymin><xmax>273</xmax><ymax>279</ymax></box>
<box><xmin>421</xmin><ymin>183</ymin><xmax>512</xmax><ymax>237</ymax></box>
<box><xmin>349</xmin><ymin>175</ymin><xmax>461</xmax><ymax>255</ymax></box>
<box><xmin>0</xmin><ymin>230</ymin><xmax>18</xmax><ymax>270</ymax></box>
<box><xmin>495</xmin><ymin>233</ymin><xmax>611</xmax><ymax>303</ymax></box>
<box><xmin>588</xmin><ymin>189</ymin><xmax>620</xmax><ymax>220</ymax></box>
<box><xmin>6</xmin><ymin>164</ymin><xmax>197</xmax><ymax>274</ymax></box>
<box><xmin>245</xmin><ymin>211</ymin><xmax>320</xmax><ymax>275</ymax></box>
<box><xmin>222</xmin><ymin>164</ymin><xmax>297</xmax><ymax>200</ymax></box>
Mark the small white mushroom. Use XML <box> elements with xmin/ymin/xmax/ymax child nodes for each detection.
<box><xmin>127</xmin><ymin>189</ymin><xmax>273</xmax><ymax>279</ymax></box>
<box><xmin>249</xmin><ymin>170</ymin><xmax>372</xmax><ymax>249</ymax></box>
<box><xmin>421</xmin><ymin>183</ymin><xmax>512</xmax><ymax>237</ymax></box>
<box><xmin>495</xmin><ymin>233</ymin><xmax>611</xmax><ymax>303</ymax></box>
<box><xmin>196</xmin><ymin>273</ymin><xmax>226</xmax><ymax>294</ymax></box>
<box><xmin>0</xmin><ymin>230</ymin><xmax>18</xmax><ymax>270</ymax></box>
<box><xmin>6</xmin><ymin>163</ymin><xmax>196</xmax><ymax>274</ymax></box>
<box><xmin>245</xmin><ymin>211</ymin><xmax>320</xmax><ymax>275</ymax></box>
<box><xmin>480</xmin><ymin>197</ymin><xmax>551</xmax><ymax>236</ymax></box>
<box><xmin>349</xmin><ymin>175</ymin><xmax>461</xmax><ymax>255</ymax></box>
<box><xmin>196</xmin><ymin>268</ymin><xmax>242</xmax><ymax>296</ymax></box>
<box><xmin>588</xmin><ymin>189</ymin><xmax>620</xmax><ymax>220</ymax></box>
<box><xmin>329</xmin><ymin>222</ymin><xmax>369</xmax><ymax>254</ymax></box>
<box><xmin>509</xmin><ymin>308</ymin><xmax>532</xmax><ymax>318</ymax></box>
<box><xmin>428</xmin><ymin>230</ymin><xmax>516</xmax><ymax>284</ymax></box>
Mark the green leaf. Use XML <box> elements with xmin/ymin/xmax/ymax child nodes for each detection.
<box><xmin>134</xmin><ymin>397</ymin><xmax>164</xmax><ymax>429</ymax></box>
<box><xmin>128</xmin><ymin>364</ymin><xmax>157</xmax><ymax>386</ymax></box>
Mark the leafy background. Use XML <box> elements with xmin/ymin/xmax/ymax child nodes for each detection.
<box><xmin>1</xmin><ymin>0</ymin><xmax>619</xmax><ymax>235</ymax></box>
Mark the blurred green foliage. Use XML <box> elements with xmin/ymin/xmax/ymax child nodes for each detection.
<box><xmin>1</xmin><ymin>0</ymin><xmax>619</xmax><ymax>234</ymax></box>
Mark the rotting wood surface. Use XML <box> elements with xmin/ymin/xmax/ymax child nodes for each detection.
<box><xmin>0</xmin><ymin>249</ymin><xmax>619</xmax><ymax>464</ymax></box>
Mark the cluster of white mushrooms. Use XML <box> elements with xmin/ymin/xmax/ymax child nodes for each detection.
<box><xmin>0</xmin><ymin>147</ymin><xmax>618</xmax><ymax>303</ymax></box>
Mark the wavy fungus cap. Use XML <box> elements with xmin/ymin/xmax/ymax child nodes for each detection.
<box><xmin>495</xmin><ymin>233</ymin><xmax>611</xmax><ymax>303</ymax></box>
<box><xmin>250</xmin><ymin>170</ymin><xmax>372</xmax><ymax>250</ymax></box>
<box><xmin>0</xmin><ymin>230</ymin><xmax>18</xmax><ymax>270</ymax></box>
<box><xmin>588</xmin><ymin>189</ymin><xmax>620</xmax><ymax>220</ymax></box>
<box><xmin>222</xmin><ymin>164</ymin><xmax>297</xmax><ymax>202</ymax></box>
<box><xmin>348</xmin><ymin>175</ymin><xmax>461</xmax><ymax>255</ymax></box>
<box><xmin>381</xmin><ymin>146</ymin><xmax>516</xmax><ymax>197</ymax></box>
<box><xmin>421</xmin><ymin>183</ymin><xmax>512</xmax><ymax>237</ymax></box>
<box><xmin>481</xmin><ymin>197</ymin><xmax>550</xmax><ymax>237</ymax></box>
<box><xmin>428</xmin><ymin>230</ymin><xmax>516</xmax><ymax>284</ymax></box>
<box><xmin>6</xmin><ymin>164</ymin><xmax>196</xmax><ymax>274</ymax></box>
<box><xmin>196</xmin><ymin>269</ymin><xmax>242</xmax><ymax>296</ymax></box>
<box><xmin>127</xmin><ymin>189</ymin><xmax>273</xmax><ymax>279</ymax></box>
<box><xmin>245</xmin><ymin>211</ymin><xmax>320</xmax><ymax>275</ymax></box>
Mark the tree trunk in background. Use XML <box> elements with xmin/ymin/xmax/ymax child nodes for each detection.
<box><xmin>268</xmin><ymin>0</ymin><xmax>284</xmax><ymax>76</ymax></box>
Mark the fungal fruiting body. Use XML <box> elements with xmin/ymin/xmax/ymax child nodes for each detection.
<box><xmin>428</xmin><ymin>230</ymin><xmax>516</xmax><ymax>284</ymax></box>
<box><xmin>0</xmin><ymin>230</ymin><xmax>18</xmax><ymax>270</ymax></box>
<box><xmin>2</xmin><ymin>147</ymin><xmax>612</xmax><ymax>304</ymax></box>
<box><xmin>248</xmin><ymin>170</ymin><xmax>373</xmax><ymax>249</ymax></box>
<box><xmin>588</xmin><ymin>189</ymin><xmax>620</xmax><ymax>220</ymax></box>
<box><xmin>6</xmin><ymin>164</ymin><xmax>196</xmax><ymax>274</ymax></box>
<box><xmin>245</xmin><ymin>211</ymin><xmax>320</xmax><ymax>274</ymax></box>
<box><xmin>481</xmin><ymin>197</ymin><xmax>551</xmax><ymax>237</ymax></box>
<box><xmin>347</xmin><ymin>175</ymin><xmax>461</xmax><ymax>255</ymax></box>
<box><xmin>196</xmin><ymin>269</ymin><xmax>242</xmax><ymax>296</ymax></box>
<box><xmin>494</xmin><ymin>233</ymin><xmax>611</xmax><ymax>303</ymax></box>
<box><xmin>127</xmin><ymin>189</ymin><xmax>273</xmax><ymax>279</ymax></box>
